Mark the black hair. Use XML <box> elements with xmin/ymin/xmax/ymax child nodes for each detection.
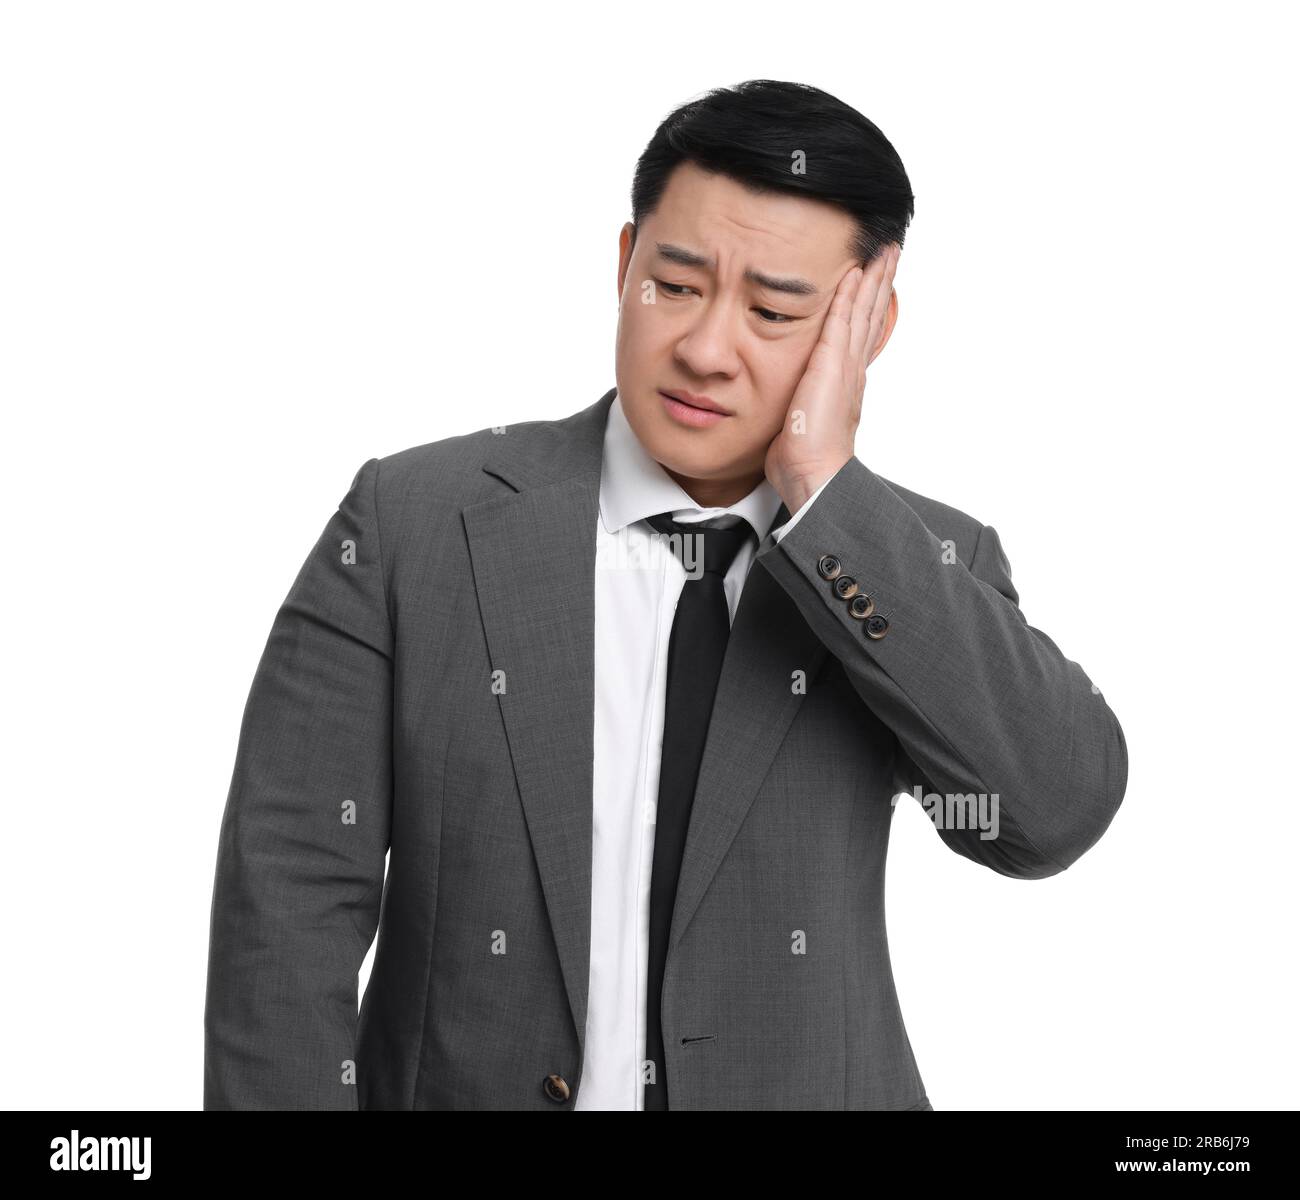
<box><xmin>630</xmin><ymin>79</ymin><xmax>914</xmax><ymax>265</ymax></box>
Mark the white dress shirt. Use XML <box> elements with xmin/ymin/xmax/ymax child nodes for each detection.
<box><xmin>576</xmin><ymin>389</ymin><xmax>832</xmax><ymax>1109</ymax></box>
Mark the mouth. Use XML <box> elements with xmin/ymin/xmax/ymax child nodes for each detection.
<box><xmin>659</xmin><ymin>389</ymin><xmax>732</xmax><ymax>428</ymax></box>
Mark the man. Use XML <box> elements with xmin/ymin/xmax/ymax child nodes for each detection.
<box><xmin>204</xmin><ymin>79</ymin><xmax>1128</xmax><ymax>1111</ymax></box>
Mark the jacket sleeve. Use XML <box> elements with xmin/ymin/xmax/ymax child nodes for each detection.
<box><xmin>756</xmin><ymin>455</ymin><xmax>1127</xmax><ymax>880</ymax></box>
<box><xmin>204</xmin><ymin>457</ymin><xmax>394</xmax><ymax>1108</ymax></box>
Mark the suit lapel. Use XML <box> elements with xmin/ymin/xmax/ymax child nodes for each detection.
<box><xmin>668</xmin><ymin>537</ymin><xmax>828</xmax><ymax>954</ymax></box>
<box><xmin>462</xmin><ymin>388</ymin><xmax>829</xmax><ymax>1055</ymax></box>
<box><xmin>462</xmin><ymin>395</ymin><xmax>609</xmax><ymax>1054</ymax></box>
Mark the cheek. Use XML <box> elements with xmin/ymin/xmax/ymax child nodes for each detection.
<box><xmin>755</xmin><ymin>330</ymin><xmax>816</xmax><ymax>389</ymax></box>
<box><xmin>749</xmin><ymin>337</ymin><xmax>819</xmax><ymax>428</ymax></box>
<box><xmin>618</xmin><ymin>291</ymin><xmax>670</xmax><ymax>352</ymax></box>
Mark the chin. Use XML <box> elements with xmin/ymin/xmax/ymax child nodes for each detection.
<box><xmin>658</xmin><ymin>439</ymin><xmax>748</xmax><ymax>484</ymax></box>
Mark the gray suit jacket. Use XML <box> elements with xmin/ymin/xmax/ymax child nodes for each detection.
<box><xmin>204</xmin><ymin>387</ymin><xmax>1128</xmax><ymax>1110</ymax></box>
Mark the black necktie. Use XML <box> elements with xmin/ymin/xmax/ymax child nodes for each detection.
<box><xmin>641</xmin><ymin>510</ymin><xmax>752</xmax><ymax>1110</ymax></box>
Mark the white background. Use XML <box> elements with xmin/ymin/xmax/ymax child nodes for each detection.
<box><xmin>3</xmin><ymin>0</ymin><xmax>1295</xmax><ymax>1111</ymax></box>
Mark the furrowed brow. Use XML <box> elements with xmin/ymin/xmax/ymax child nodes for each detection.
<box><xmin>743</xmin><ymin>268</ymin><xmax>819</xmax><ymax>297</ymax></box>
<box><xmin>654</xmin><ymin>242</ymin><xmax>820</xmax><ymax>297</ymax></box>
<box><xmin>655</xmin><ymin>242</ymin><xmax>713</xmax><ymax>270</ymax></box>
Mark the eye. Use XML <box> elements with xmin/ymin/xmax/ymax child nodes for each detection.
<box><xmin>652</xmin><ymin>278</ymin><xmax>794</xmax><ymax>324</ymax></box>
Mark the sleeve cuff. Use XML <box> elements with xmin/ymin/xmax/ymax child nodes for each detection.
<box><xmin>770</xmin><ymin>472</ymin><xmax>837</xmax><ymax>544</ymax></box>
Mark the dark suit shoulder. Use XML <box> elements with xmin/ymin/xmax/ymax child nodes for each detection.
<box><xmin>369</xmin><ymin>408</ymin><xmax>584</xmax><ymax>536</ymax></box>
<box><xmin>379</xmin><ymin>406</ymin><xmax>582</xmax><ymax>484</ymax></box>
<box><xmin>375</xmin><ymin>425</ymin><xmax>494</xmax><ymax>488</ymax></box>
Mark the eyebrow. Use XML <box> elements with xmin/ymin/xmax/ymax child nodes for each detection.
<box><xmin>654</xmin><ymin>242</ymin><xmax>820</xmax><ymax>297</ymax></box>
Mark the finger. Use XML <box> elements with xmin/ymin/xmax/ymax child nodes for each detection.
<box><xmin>863</xmin><ymin>243</ymin><xmax>900</xmax><ymax>365</ymax></box>
<box><xmin>849</xmin><ymin>244</ymin><xmax>893</xmax><ymax>364</ymax></box>
<box><xmin>818</xmin><ymin>265</ymin><xmax>862</xmax><ymax>358</ymax></box>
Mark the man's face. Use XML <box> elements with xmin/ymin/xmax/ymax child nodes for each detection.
<box><xmin>614</xmin><ymin>160</ymin><xmax>862</xmax><ymax>498</ymax></box>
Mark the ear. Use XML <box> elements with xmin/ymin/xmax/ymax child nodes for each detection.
<box><xmin>617</xmin><ymin>222</ymin><xmax>636</xmax><ymax>302</ymax></box>
<box><xmin>867</xmin><ymin>288</ymin><xmax>899</xmax><ymax>367</ymax></box>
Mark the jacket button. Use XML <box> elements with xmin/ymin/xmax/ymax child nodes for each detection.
<box><xmin>817</xmin><ymin>554</ymin><xmax>842</xmax><ymax>580</ymax></box>
<box><xmin>848</xmin><ymin>593</ymin><xmax>875</xmax><ymax>619</ymax></box>
<box><xmin>543</xmin><ymin>1074</ymin><xmax>571</xmax><ymax>1103</ymax></box>
<box><xmin>832</xmin><ymin>575</ymin><xmax>859</xmax><ymax>600</ymax></box>
<box><xmin>865</xmin><ymin>614</ymin><xmax>889</xmax><ymax>640</ymax></box>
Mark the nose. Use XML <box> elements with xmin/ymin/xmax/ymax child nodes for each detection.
<box><xmin>673</xmin><ymin>296</ymin><xmax>741</xmax><ymax>379</ymax></box>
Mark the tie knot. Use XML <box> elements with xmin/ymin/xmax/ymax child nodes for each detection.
<box><xmin>645</xmin><ymin>512</ymin><xmax>752</xmax><ymax>578</ymax></box>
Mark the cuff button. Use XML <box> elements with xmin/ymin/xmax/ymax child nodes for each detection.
<box><xmin>833</xmin><ymin>575</ymin><xmax>859</xmax><ymax>600</ymax></box>
<box><xmin>816</xmin><ymin>554</ymin><xmax>842</xmax><ymax>580</ymax></box>
<box><xmin>848</xmin><ymin>594</ymin><xmax>875</xmax><ymax>619</ymax></box>
<box><xmin>864</xmin><ymin>614</ymin><xmax>889</xmax><ymax>640</ymax></box>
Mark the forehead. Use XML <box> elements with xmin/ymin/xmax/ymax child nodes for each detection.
<box><xmin>644</xmin><ymin>161</ymin><xmax>858</xmax><ymax>277</ymax></box>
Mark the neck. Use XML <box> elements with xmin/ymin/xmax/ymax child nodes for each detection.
<box><xmin>663</xmin><ymin>465</ymin><xmax>765</xmax><ymax>510</ymax></box>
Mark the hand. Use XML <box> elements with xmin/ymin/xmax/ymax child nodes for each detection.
<box><xmin>764</xmin><ymin>243</ymin><xmax>900</xmax><ymax>512</ymax></box>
